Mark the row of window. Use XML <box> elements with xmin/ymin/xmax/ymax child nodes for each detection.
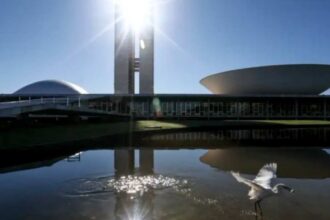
<box><xmin>85</xmin><ymin>100</ymin><xmax>330</xmax><ymax>118</ymax></box>
<box><xmin>147</xmin><ymin>129</ymin><xmax>329</xmax><ymax>141</ymax></box>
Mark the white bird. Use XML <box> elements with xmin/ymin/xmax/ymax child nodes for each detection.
<box><xmin>231</xmin><ymin>163</ymin><xmax>294</xmax><ymax>216</ymax></box>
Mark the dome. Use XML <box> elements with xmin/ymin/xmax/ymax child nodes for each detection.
<box><xmin>200</xmin><ymin>64</ymin><xmax>330</xmax><ymax>95</ymax></box>
<box><xmin>14</xmin><ymin>80</ymin><xmax>88</xmax><ymax>95</ymax></box>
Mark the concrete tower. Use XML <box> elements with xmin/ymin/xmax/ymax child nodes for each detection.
<box><xmin>139</xmin><ymin>17</ymin><xmax>154</xmax><ymax>94</ymax></box>
<box><xmin>114</xmin><ymin>3</ymin><xmax>135</xmax><ymax>94</ymax></box>
<box><xmin>114</xmin><ymin>0</ymin><xmax>154</xmax><ymax>95</ymax></box>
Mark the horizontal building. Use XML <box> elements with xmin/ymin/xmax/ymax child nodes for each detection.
<box><xmin>2</xmin><ymin>63</ymin><xmax>330</xmax><ymax>120</ymax></box>
<box><xmin>2</xmin><ymin>94</ymin><xmax>330</xmax><ymax>120</ymax></box>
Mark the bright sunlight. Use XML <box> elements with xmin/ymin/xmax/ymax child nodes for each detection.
<box><xmin>115</xmin><ymin>0</ymin><xmax>153</xmax><ymax>33</ymax></box>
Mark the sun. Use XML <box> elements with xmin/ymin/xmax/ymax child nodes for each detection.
<box><xmin>115</xmin><ymin>0</ymin><xmax>153</xmax><ymax>33</ymax></box>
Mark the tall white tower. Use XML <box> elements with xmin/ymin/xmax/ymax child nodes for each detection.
<box><xmin>139</xmin><ymin>16</ymin><xmax>154</xmax><ymax>94</ymax></box>
<box><xmin>114</xmin><ymin>0</ymin><xmax>154</xmax><ymax>95</ymax></box>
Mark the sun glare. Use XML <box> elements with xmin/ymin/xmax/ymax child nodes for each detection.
<box><xmin>115</xmin><ymin>0</ymin><xmax>153</xmax><ymax>33</ymax></box>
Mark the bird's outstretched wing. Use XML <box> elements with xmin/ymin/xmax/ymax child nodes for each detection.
<box><xmin>253</xmin><ymin>163</ymin><xmax>277</xmax><ymax>189</ymax></box>
<box><xmin>231</xmin><ymin>171</ymin><xmax>265</xmax><ymax>200</ymax></box>
<box><xmin>231</xmin><ymin>171</ymin><xmax>263</xmax><ymax>190</ymax></box>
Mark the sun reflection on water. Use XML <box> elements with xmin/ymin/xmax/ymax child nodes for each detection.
<box><xmin>108</xmin><ymin>175</ymin><xmax>188</xmax><ymax>197</ymax></box>
<box><xmin>63</xmin><ymin>174</ymin><xmax>190</xmax><ymax>198</ymax></box>
<box><xmin>62</xmin><ymin>174</ymin><xmax>227</xmax><ymax>218</ymax></box>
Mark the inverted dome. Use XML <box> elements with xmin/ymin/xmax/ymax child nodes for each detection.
<box><xmin>200</xmin><ymin>64</ymin><xmax>330</xmax><ymax>95</ymax></box>
<box><xmin>200</xmin><ymin>149</ymin><xmax>330</xmax><ymax>179</ymax></box>
<box><xmin>14</xmin><ymin>80</ymin><xmax>88</xmax><ymax>95</ymax></box>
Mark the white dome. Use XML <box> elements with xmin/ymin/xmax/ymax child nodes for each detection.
<box><xmin>14</xmin><ymin>80</ymin><xmax>88</xmax><ymax>95</ymax></box>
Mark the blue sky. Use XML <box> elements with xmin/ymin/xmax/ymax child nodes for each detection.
<box><xmin>1</xmin><ymin>0</ymin><xmax>330</xmax><ymax>94</ymax></box>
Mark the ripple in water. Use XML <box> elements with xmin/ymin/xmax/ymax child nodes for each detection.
<box><xmin>63</xmin><ymin>174</ymin><xmax>189</xmax><ymax>198</ymax></box>
<box><xmin>62</xmin><ymin>174</ymin><xmax>225</xmax><ymax>214</ymax></box>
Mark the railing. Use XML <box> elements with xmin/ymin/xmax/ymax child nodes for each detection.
<box><xmin>0</xmin><ymin>96</ymin><xmax>81</xmax><ymax>108</ymax></box>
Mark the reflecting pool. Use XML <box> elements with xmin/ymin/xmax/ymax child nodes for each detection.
<box><xmin>0</xmin><ymin>147</ymin><xmax>329</xmax><ymax>220</ymax></box>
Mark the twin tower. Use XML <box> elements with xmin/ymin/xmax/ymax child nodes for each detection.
<box><xmin>114</xmin><ymin>2</ymin><xmax>154</xmax><ymax>95</ymax></box>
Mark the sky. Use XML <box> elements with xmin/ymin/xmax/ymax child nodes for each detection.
<box><xmin>1</xmin><ymin>0</ymin><xmax>330</xmax><ymax>94</ymax></box>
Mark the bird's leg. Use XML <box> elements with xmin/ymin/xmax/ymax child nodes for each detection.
<box><xmin>254</xmin><ymin>201</ymin><xmax>263</xmax><ymax>220</ymax></box>
<box><xmin>257</xmin><ymin>201</ymin><xmax>263</xmax><ymax>218</ymax></box>
<box><xmin>254</xmin><ymin>202</ymin><xmax>258</xmax><ymax>219</ymax></box>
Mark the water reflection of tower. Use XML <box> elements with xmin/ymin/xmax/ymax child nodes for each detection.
<box><xmin>114</xmin><ymin>149</ymin><xmax>154</xmax><ymax>176</ymax></box>
<box><xmin>114</xmin><ymin>149</ymin><xmax>155</xmax><ymax>220</ymax></box>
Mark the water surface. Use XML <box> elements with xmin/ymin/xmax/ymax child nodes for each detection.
<box><xmin>0</xmin><ymin>147</ymin><xmax>329</xmax><ymax>220</ymax></box>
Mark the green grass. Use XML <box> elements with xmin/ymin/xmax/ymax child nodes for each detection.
<box><xmin>136</xmin><ymin>120</ymin><xmax>188</xmax><ymax>130</ymax></box>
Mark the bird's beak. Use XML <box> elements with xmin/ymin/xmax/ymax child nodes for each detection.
<box><xmin>282</xmin><ymin>185</ymin><xmax>294</xmax><ymax>193</ymax></box>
